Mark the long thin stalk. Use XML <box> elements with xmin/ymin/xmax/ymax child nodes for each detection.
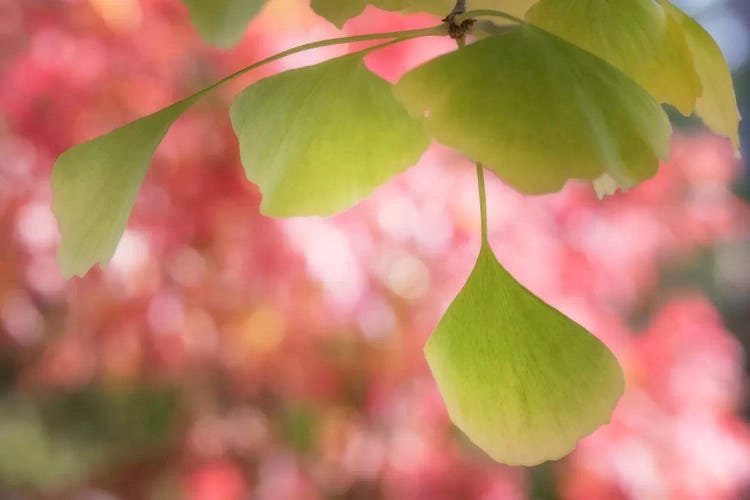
<box><xmin>476</xmin><ymin>163</ymin><xmax>488</xmax><ymax>244</ymax></box>
<box><xmin>450</xmin><ymin>0</ymin><xmax>468</xmax><ymax>16</ymax></box>
<box><xmin>168</xmin><ymin>24</ymin><xmax>448</xmax><ymax>110</ymax></box>
<box><xmin>450</xmin><ymin>28</ymin><xmax>488</xmax><ymax>248</ymax></box>
<box><xmin>204</xmin><ymin>24</ymin><xmax>448</xmax><ymax>93</ymax></box>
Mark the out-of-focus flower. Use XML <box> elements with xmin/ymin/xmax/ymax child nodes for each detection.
<box><xmin>0</xmin><ymin>1</ymin><xmax>748</xmax><ymax>498</ymax></box>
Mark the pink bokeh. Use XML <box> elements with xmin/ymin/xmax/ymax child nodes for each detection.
<box><xmin>1</xmin><ymin>1</ymin><xmax>749</xmax><ymax>498</ymax></box>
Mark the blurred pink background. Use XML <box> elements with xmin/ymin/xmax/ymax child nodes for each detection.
<box><xmin>1</xmin><ymin>1</ymin><xmax>750</xmax><ymax>499</ymax></box>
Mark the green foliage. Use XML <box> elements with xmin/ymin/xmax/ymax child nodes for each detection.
<box><xmin>311</xmin><ymin>0</ymin><xmax>536</xmax><ymax>28</ymax></box>
<box><xmin>526</xmin><ymin>0</ymin><xmax>702</xmax><ymax>115</ymax></box>
<box><xmin>311</xmin><ymin>0</ymin><xmax>450</xmax><ymax>28</ymax></box>
<box><xmin>230</xmin><ymin>52</ymin><xmax>429</xmax><ymax>217</ymax></box>
<box><xmin>50</xmin><ymin>0</ymin><xmax>741</xmax><ymax>467</ymax></box>
<box><xmin>394</xmin><ymin>25</ymin><xmax>671</xmax><ymax>194</ymax></box>
<box><xmin>425</xmin><ymin>243</ymin><xmax>624</xmax><ymax>465</ymax></box>
<box><xmin>0</xmin><ymin>388</ymin><xmax>177</xmax><ymax>491</ymax></box>
<box><xmin>662</xmin><ymin>2</ymin><xmax>741</xmax><ymax>152</ymax></box>
<box><xmin>52</xmin><ymin>98</ymin><xmax>197</xmax><ymax>279</ymax></box>
<box><xmin>310</xmin><ymin>0</ymin><xmax>376</xmax><ymax>28</ymax></box>
<box><xmin>279</xmin><ymin>404</ymin><xmax>319</xmax><ymax>453</ymax></box>
<box><xmin>182</xmin><ymin>0</ymin><xmax>267</xmax><ymax>47</ymax></box>
<box><xmin>464</xmin><ymin>0</ymin><xmax>538</xmax><ymax>18</ymax></box>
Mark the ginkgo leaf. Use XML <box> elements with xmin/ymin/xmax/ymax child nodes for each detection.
<box><xmin>310</xmin><ymin>0</ymin><xmax>378</xmax><ymax>28</ymax></box>
<box><xmin>463</xmin><ymin>0</ymin><xmax>537</xmax><ymax>17</ymax></box>
<box><xmin>311</xmin><ymin>0</ymin><xmax>535</xmax><ymax>28</ymax></box>
<box><xmin>52</xmin><ymin>98</ymin><xmax>196</xmax><ymax>278</ymax></box>
<box><xmin>425</xmin><ymin>243</ymin><xmax>625</xmax><ymax>466</ymax></box>
<box><xmin>526</xmin><ymin>0</ymin><xmax>702</xmax><ymax>115</ymax></box>
<box><xmin>230</xmin><ymin>52</ymin><xmax>429</xmax><ymax>217</ymax></box>
<box><xmin>310</xmin><ymin>0</ymin><xmax>456</xmax><ymax>29</ymax></box>
<box><xmin>662</xmin><ymin>2</ymin><xmax>741</xmax><ymax>153</ymax></box>
<box><xmin>182</xmin><ymin>0</ymin><xmax>267</xmax><ymax>47</ymax></box>
<box><xmin>394</xmin><ymin>26</ymin><xmax>672</xmax><ymax>194</ymax></box>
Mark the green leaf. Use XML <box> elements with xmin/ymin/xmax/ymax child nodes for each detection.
<box><xmin>311</xmin><ymin>0</ymin><xmax>535</xmax><ymax>28</ymax></box>
<box><xmin>525</xmin><ymin>0</ymin><xmax>702</xmax><ymax>115</ymax></box>
<box><xmin>394</xmin><ymin>26</ymin><xmax>672</xmax><ymax>194</ymax></box>
<box><xmin>310</xmin><ymin>0</ymin><xmax>456</xmax><ymax>28</ymax></box>
<box><xmin>425</xmin><ymin>244</ymin><xmax>625</xmax><ymax>466</ymax></box>
<box><xmin>662</xmin><ymin>2</ymin><xmax>741</xmax><ymax>153</ymax></box>
<box><xmin>182</xmin><ymin>0</ymin><xmax>267</xmax><ymax>47</ymax></box>
<box><xmin>310</xmin><ymin>0</ymin><xmax>375</xmax><ymax>28</ymax></box>
<box><xmin>230</xmin><ymin>52</ymin><xmax>429</xmax><ymax>217</ymax></box>
<box><xmin>52</xmin><ymin>98</ymin><xmax>196</xmax><ymax>278</ymax></box>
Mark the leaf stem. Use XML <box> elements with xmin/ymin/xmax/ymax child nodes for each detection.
<box><xmin>476</xmin><ymin>162</ymin><xmax>488</xmax><ymax>244</ymax></box>
<box><xmin>450</xmin><ymin>32</ymin><xmax>487</xmax><ymax>247</ymax></box>
<box><xmin>450</xmin><ymin>0</ymin><xmax>467</xmax><ymax>16</ymax></box>
<box><xmin>189</xmin><ymin>24</ymin><xmax>448</xmax><ymax>100</ymax></box>
<box><xmin>110</xmin><ymin>25</ymin><xmax>448</xmax><ymax>138</ymax></box>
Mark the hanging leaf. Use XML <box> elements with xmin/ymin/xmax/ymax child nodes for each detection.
<box><xmin>182</xmin><ymin>0</ymin><xmax>267</xmax><ymax>47</ymax></box>
<box><xmin>230</xmin><ymin>52</ymin><xmax>429</xmax><ymax>217</ymax></box>
<box><xmin>52</xmin><ymin>98</ymin><xmax>197</xmax><ymax>278</ymax></box>
<box><xmin>526</xmin><ymin>0</ymin><xmax>702</xmax><ymax>115</ymax></box>
<box><xmin>310</xmin><ymin>0</ymin><xmax>377</xmax><ymax>28</ymax></box>
<box><xmin>426</xmin><ymin>243</ymin><xmax>625</xmax><ymax>466</ymax></box>
<box><xmin>468</xmin><ymin>0</ymin><xmax>538</xmax><ymax>17</ymax></box>
<box><xmin>394</xmin><ymin>26</ymin><xmax>672</xmax><ymax>194</ymax></box>
<box><xmin>662</xmin><ymin>2</ymin><xmax>741</xmax><ymax>153</ymax></box>
<box><xmin>311</xmin><ymin>0</ymin><xmax>535</xmax><ymax>28</ymax></box>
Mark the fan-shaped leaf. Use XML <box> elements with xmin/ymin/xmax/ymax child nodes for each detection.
<box><xmin>426</xmin><ymin>243</ymin><xmax>625</xmax><ymax>466</ymax></box>
<box><xmin>526</xmin><ymin>0</ymin><xmax>701</xmax><ymax>115</ymax></box>
<box><xmin>311</xmin><ymin>0</ymin><xmax>535</xmax><ymax>28</ymax></box>
<box><xmin>310</xmin><ymin>0</ymin><xmax>377</xmax><ymax>28</ymax></box>
<box><xmin>662</xmin><ymin>2</ymin><xmax>741</xmax><ymax>153</ymax></box>
<box><xmin>182</xmin><ymin>0</ymin><xmax>267</xmax><ymax>47</ymax></box>
<box><xmin>52</xmin><ymin>99</ymin><xmax>196</xmax><ymax>278</ymax></box>
<box><xmin>230</xmin><ymin>52</ymin><xmax>429</xmax><ymax>217</ymax></box>
<box><xmin>394</xmin><ymin>26</ymin><xmax>672</xmax><ymax>194</ymax></box>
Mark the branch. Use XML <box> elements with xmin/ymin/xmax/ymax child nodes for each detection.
<box><xmin>450</xmin><ymin>0</ymin><xmax>467</xmax><ymax>16</ymax></box>
<box><xmin>445</xmin><ymin>1</ymin><xmax>475</xmax><ymax>40</ymax></box>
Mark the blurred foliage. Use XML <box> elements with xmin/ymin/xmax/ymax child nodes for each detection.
<box><xmin>0</xmin><ymin>386</ymin><xmax>178</xmax><ymax>492</ymax></box>
<box><xmin>1</xmin><ymin>0</ymin><xmax>749</xmax><ymax>498</ymax></box>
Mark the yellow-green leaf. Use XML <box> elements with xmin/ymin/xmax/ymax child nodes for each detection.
<box><xmin>394</xmin><ymin>26</ymin><xmax>672</xmax><ymax>194</ymax></box>
<box><xmin>662</xmin><ymin>2</ymin><xmax>741</xmax><ymax>153</ymax></box>
<box><xmin>526</xmin><ymin>0</ymin><xmax>702</xmax><ymax>115</ymax></box>
<box><xmin>230</xmin><ymin>53</ymin><xmax>429</xmax><ymax>217</ymax></box>
<box><xmin>182</xmin><ymin>0</ymin><xmax>267</xmax><ymax>47</ymax></box>
<box><xmin>463</xmin><ymin>0</ymin><xmax>538</xmax><ymax>18</ymax></box>
<box><xmin>426</xmin><ymin>243</ymin><xmax>625</xmax><ymax>466</ymax></box>
<box><xmin>311</xmin><ymin>0</ymin><xmax>535</xmax><ymax>28</ymax></box>
<box><xmin>310</xmin><ymin>0</ymin><xmax>373</xmax><ymax>29</ymax></box>
<box><xmin>52</xmin><ymin>99</ymin><xmax>196</xmax><ymax>278</ymax></box>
